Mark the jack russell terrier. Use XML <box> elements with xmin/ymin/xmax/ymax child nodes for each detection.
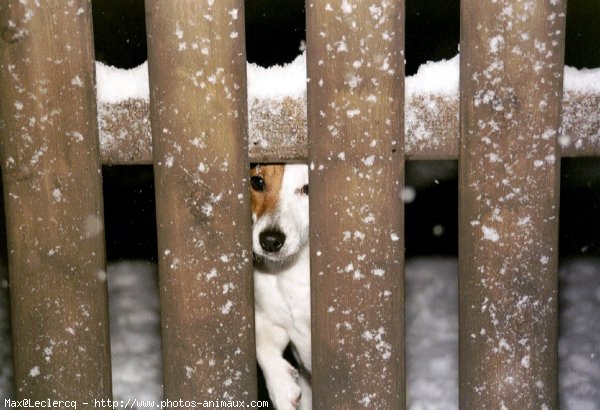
<box><xmin>251</xmin><ymin>163</ymin><xmax>311</xmax><ymax>410</ymax></box>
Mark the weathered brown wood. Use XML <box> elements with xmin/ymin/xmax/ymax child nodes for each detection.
<box><xmin>405</xmin><ymin>93</ymin><xmax>460</xmax><ymax>160</ymax></box>
<box><xmin>307</xmin><ymin>1</ymin><xmax>405</xmax><ymax>408</ymax></box>
<box><xmin>458</xmin><ymin>0</ymin><xmax>566</xmax><ymax>408</ymax></box>
<box><xmin>248</xmin><ymin>96</ymin><xmax>308</xmax><ymax>163</ymax></box>
<box><xmin>0</xmin><ymin>0</ymin><xmax>111</xmax><ymax>404</ymax></box>
<box><xmin>561</xmin><ymin>91</ymin><xmax>600</xmax><ymax>157</ymax></box>
<box><xmin>97</xmin><ymin>89</ymin><xmax>600</xmax><ymax>164</ymax></box>
<box><xmin>144</xmin><ymin>0</ymin><xmax>256</xmax><ymax>402</ymax></box>
<box><xmin>99</xmin><ymin>99</ymin><xmax>153</xmax><ymax>165</ymax></box>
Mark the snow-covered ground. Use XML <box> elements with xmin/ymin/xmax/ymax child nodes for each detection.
<box><xmin>559</xmin><ymin>259</ymin><xmax>600</xmax><ymax>410</ymax></box>
<box><xmin>0</xmin><ymin>258</ymin><xmax>598</xmax><ymax>408</ymax></box>
<box><xmin>406</xmin><ymin>258</ymin><xmax>600</xmax><ymax>410</ymax></box>
<box><xmin>107</xmin><ymin>261</ymin><xmax>162</xmax><ymax>404</ymax></box>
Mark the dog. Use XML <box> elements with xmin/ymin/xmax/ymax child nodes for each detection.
<box><xmin>251</xmin><ymin>163</ymin><xmax>311</xmax><ymax>410</ymax></box>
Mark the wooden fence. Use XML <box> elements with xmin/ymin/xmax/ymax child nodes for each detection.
<box><xmin>0</xmin><ymin>0</ymin><xmax>596</xmax><ymax>408</ymax></box>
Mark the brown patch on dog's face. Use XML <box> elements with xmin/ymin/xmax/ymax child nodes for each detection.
<box><xmin>250</xmin><ymin>164</ymin><xmax>284</xmax><ymax>218</ymax></box>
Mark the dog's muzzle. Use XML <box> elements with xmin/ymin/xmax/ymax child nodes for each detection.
<box><xmin>259</xmin><ymin>229</ymin><xmax>286</xmax><ymax>253</ymax></box>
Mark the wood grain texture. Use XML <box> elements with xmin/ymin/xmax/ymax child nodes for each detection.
<box><xmin>0</xmin><ymin>0</ymin><xmax>111</xmax><ymax>404</ymax></box>
<box><xmin>144</xmin><ymin>0</ymin><xmax>257</xmax><ymax>402</ymax></box>
<box><xmin>307</xmin><ymin>0</ymin><xmax>406</xmax><ymax>408</ymax></box>
<box><xmin>458</xmin><ymin>0</ymin><xmax>566</xmax><ymax>408</ymax></box>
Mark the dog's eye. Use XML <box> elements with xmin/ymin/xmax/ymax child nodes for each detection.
<box><xmin>251</xmin><ymin>176</ymin><xmax>266</xmax><ymax>192</ymax></box>
<box><xmin>301</xmin><ymin>184</ymin><xmax>309</xmax><ymax>195</ymax></box>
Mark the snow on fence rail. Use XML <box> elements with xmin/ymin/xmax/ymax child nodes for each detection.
<box><xmin>97</xmin><ymin>54</ymin><xmax>600</xmax><ymax>164</ymax></box>
<box><xmin>0</xmin><ymin>0</ymin><xmax>597</xmax><ymax>409</ymax></box>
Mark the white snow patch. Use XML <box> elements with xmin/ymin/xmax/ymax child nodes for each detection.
<box><xmin>52</xmin><ymin>188</ymin><xmax>62</xmax><ymax>202</ymax></box>
<box><xmin>369</xmin><ymin>5</ymin><xmax>382</xmax><ymax>20</ymax></box>
<box><xmin>489</xmin><ymin>35</ymin><xmax>505</xmax><ymax>53</ymax></box>
<box><xmin>521</xmin><ymin>355</ymin><xmax>530</xmax><ymax>369</ymax></box>
<box><xmin>358</xmin><ymin>393</ymin><xmax>376</xmax><ymax>406</ymax></box>
<box><xmin>347</xmin><ymin>108</ymin><xmax>361</xmax><ymax>118</ymax></box>
<box><xmin>96</xmin><ymin>61</ymin><xmax>150</xmax><ymax>103</ymax></box>
<box><xmin>372</xmin><ymin>268</ymin><xmax>385</xmax><ymax>277</ymax></box>
<box><xmin>71</xmin><ymin>75</ymin><xmax>84</xmax><ymax>87</ymax></box>
<box><xmin>361</xmin><ymin>155</ymin><xmax>375</xmax><ymax>166</ymax></box>
<box><xmin>221</xmin><ymin>300</ymin><xmax>233</xmax><ymax>315</ymax></box>
<box><xmin>406</xmin><ymin>55</ymin><xmax>460</xmax><ymax>97</ymax></box>
<box><xmin>247</xmin><ymin>53</ymin><xmax>306</xmax><ymax>101</ymax></box>
<box><xmin>184</xmin><ymin>366</ymin><xmax>195</xmax><ymax>380</ymax></box>
<box><xmin>404</xmin><ymin>54</ymin><xmax>598</xmax><ymax>100</ymax></box>
<box><xmin>564</xmin><ymin>66</ymin><xmax>600</xmax><ymax>93</ymax></box>
<box><xmin>341</xmin><ymin>0</ymin><xmax>353</xmax><ymax>14</ymax></box>
<box><xmin>481</xmin><ymin>226</ymin><xmax>500</xmax><ymax>242</ymax></box>
<box><xmin>175</xmin><ymin>24</ymin><xmax>184</xmax><ymax>40</ymax></box>
<box><xmin>201</xmin><ymin>203</ymin><xmax>213</xmax><ymax>217</ymax></box>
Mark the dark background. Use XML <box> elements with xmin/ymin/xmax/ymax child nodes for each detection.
<box><xmin>88</xmin><ymin>0</ymin><xmax>600</xmax><ymax>261</ymax></box>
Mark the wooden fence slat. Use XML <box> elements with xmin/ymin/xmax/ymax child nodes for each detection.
<box><xmin>144</xmin><ymin>0</ymin><xmax>257</xmax><ymax>402</ymax></box>
<box><xmin>0</xmin><ymin>0</ymin><xmax>111</xmax><ymax>404</ymax></box>
<box><xmin>307</xmin><ymin>1</ymin><xmax>405</xmax><ymax>408</ymax></box>
<box><xmin>458</xmin><ymin>0</ymin><xmax>566</xmax><ymax>408</ymax></box>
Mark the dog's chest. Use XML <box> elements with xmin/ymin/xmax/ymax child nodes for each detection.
<box><xmin>254</xmin><ymin>251</ymin><xmax>311</xmax><ymax>337</ymax></box>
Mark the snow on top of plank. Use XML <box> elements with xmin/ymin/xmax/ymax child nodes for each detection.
<box><xmin>96</xmin><ymin>61</ymin><xmax>150</xmax><ymax>104</ymax></box>
<box><xmin>95</xmin><ymin>53</ymin><xmax>306</xmax><ymax>105</ymax></box>
<box><xmin>407</xmin><ymin>55</ymin><xmax>600</xmax><ymax>95</ymax></box>
<box><xmin>247</xmin><ymin>52</ymin><xmax>307</xmax><ymax>101</ymax></box>
<box><xmin>564</xmin><ymin>65</ymin><xmax>600</xmax><ymax>93</ymax></box>
<box><xmin>95</xmin><ymin>53</ymin><xmax>599</xmax><ymax>105</ymax></box>
<box><xmin>406</xmin><ymin>55</ymin><xmax>460</xmax><ymax>96</ymax></box>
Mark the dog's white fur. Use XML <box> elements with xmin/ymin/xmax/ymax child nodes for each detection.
<box><xmin>253</xmin><ymin>164</ymin><xmax>311</xmax><ymax>410</ymax></box>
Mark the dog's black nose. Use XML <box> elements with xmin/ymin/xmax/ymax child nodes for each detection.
<box><xmin>259</xmin><ymin>229</ymin><xmax>286</xmax><ymax>253</ymax></box>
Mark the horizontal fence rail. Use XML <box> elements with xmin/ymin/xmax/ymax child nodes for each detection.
<box><xmin>97</xmin><ymin>82</ymin><xmax>600</xmax><ymax>165</ymax></box>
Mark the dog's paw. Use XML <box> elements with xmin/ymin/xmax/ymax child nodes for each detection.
<box><xmin>272</xmin><ymin>383</ymin><xmax>301</xmax><ymax>410</ymax></box>
<box><xmin>269</xmin><ymin>366</ymin><xmax>302</xmax><ymax>410</ymax></box>
<box><xmin>289</xmin><ymin>366</ymin><xmax>300</xmax><ymax>379</ymax></box>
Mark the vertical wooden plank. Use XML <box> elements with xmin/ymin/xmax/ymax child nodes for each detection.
<box><xmin>307</xmin><ymin>1</ymin><xmax>405</xmax><ymax>408</ymax></box>
<box><xmin>459</xmin><ymin>0</ymin><xmax>566</xmax><ymax>408</ymax></box>
<box><xmin>145</xmin><ymin>0</ymin><xmax>256</xmax><ymax>401</ymax></box>
<box><xmin>0</xmin><ymin>0</ymin><xmax>111</xmax><ymax>403</ymax></box>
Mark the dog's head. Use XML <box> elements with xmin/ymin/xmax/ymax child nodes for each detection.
<box><xmin>250</xmin><ymin>163</ymin><xmax>309</xmax><ymax>264</ymax></box>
